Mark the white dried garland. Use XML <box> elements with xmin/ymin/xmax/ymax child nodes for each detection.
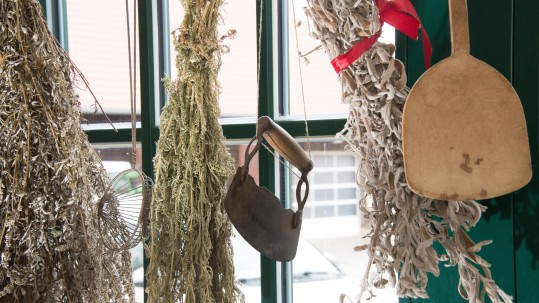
<box><xmin>304</xmin><ymin>1</ymin><xmax>512</xmax><ymax>302</ymax></box>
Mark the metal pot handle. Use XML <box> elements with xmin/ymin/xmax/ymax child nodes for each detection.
<box><xmin>241</xmin><ymin>135</ymin><xmax>262</xmax><ymax>183</ymax></box>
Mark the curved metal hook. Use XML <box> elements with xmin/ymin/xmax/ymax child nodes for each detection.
<box><xmin>241</xmin><ymin>135</ymin><xmax>262</xmax><ymax>184</ymax></box>
<box><xmin>292</xmin><ymin>172</ymin><xmax>310</xmax><ymax>228</ymax></box>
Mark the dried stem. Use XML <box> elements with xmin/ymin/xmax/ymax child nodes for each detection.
<box><xmin>146</xmin><ymin>0</ymin><xmax>243</xmax><ymax>302</ymax></box>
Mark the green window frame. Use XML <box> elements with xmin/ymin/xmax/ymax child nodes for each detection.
<box><xmin>37</xmin><ymin>0</ymin><xmax>539</xmax><ymax>302</ymax></box>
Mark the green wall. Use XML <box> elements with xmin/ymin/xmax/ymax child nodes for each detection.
<box><xmin>400</xmin><ymin>0</ymin><xmax>539</xmax><ymax>302</ymax></box>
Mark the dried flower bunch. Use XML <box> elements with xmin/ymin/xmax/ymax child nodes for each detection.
<box><xmin>0</xmin><ymin>0</ymin><xmax>134</xmax><ymax>301</ymax></box>
<box><xmin>146</xmin><ymin>0</ymin><xmax>243</xmax><ymax>302</ymax></box>
<box><xmin>304</xmin><ymin>1</ymin><xmax>512</xmax><ymax>302</ymax></box>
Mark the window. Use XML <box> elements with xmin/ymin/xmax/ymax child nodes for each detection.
<box><xmin>287</xmin><ymin>141</ymin><xmax>396</xmax><ymax>302</ymax></box>
<box><xmin>297</xmin><ymin>149</ymin><xmax>359</xmax><ymax>220</ymax></box>
<box><xmin>167</xmin><ymin>0</ymin><xmax>258</xmax><ymax>118</ymax></box>
<box><xmin>286</xmin><ymin>0</ymin><xmax>395</xmax><ymax>118</ymax></box>
<box><xmin>43</xmin><ymin>1</ymin><xmax>399</xmax><ymax>302</ymax></box>
<box><xmin>282</xmin><ymin>1</ymin><xmax>398</xmax><ymax>301</ymax></box>
<box><xmin>67</xmin><ymin>0</ymin><xmax>141</xmax><ymax>127</ymax></box>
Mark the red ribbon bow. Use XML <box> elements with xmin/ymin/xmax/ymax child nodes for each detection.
<box><xmin>330</xmin><ymin>0</ymin><xmax>432</xmax><ymax>73</ymax></box>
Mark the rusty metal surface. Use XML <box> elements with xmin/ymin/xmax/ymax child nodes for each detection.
<box><xmin>225</xmin><ymin>167</ymin><xmax>302</xmax><ymax>261</ymax></box>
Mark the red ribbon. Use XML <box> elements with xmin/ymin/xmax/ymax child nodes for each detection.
<box><xmin>330</xmin><ymin>0</ymin><xmax>432</xmax><ymax>73</ymax></box>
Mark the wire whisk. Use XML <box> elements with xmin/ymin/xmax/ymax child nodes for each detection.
<box><xmin>97</xmin><ymin>0</ymin><xmax>152</xmax><ymax>252</ymax></box>
<box><xmin>98</xmin><ymin>169</ymin><xmax>152</xmax><ymax>251</ymax></box>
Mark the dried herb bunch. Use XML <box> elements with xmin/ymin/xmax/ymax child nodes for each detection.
<box><xmin>304</xmin><ymin>1</ymin><xmax>512</xmax><ymax>302</ymax></box>
<box><xmin>0</xmin><ymin>0</ymin><xmax>134</xmax><ymax>302</ymax></box>
<box><xmin>146</xmin><ymin>0</ymin><xmax>243</xmax><ymax>302</ymax></box>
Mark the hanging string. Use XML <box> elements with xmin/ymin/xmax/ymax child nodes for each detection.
<box><xmin>255</xmin><ymin>0</ymin><xmax>311</xmax><ymax>177</ymax></box>
<box><xmin>261</xmin><ymin>142</ymin><xmax>302</xmax><ymax>180</ymax></box>
<box><xmin>256</xmin><ymin>0</ymin><xmax>263</xmax><ymax>114</ymax></box>
<box><xmin>290</xmin><ymin>0</ymin><xmax>311</xmax><ymax>159</ymax></box>
<box><xmin>257</xmin><ymin>0</ymin><xmax>312</xmax><ymax>171</ymax></box>
<box><xmin>125</xmin><ymin>0</ymin><xmax>137</xmax><ymax>168</ymax></box>
<box><xmin>133</xmin><ymin>0</ymin><xmax>138</xmax><ymax>167</ymax></box>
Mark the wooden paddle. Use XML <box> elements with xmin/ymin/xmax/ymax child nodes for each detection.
<box><xmin>402</xmin><ymin>0</ymin><xmax>531</xmax><ymax>200</ymax></box>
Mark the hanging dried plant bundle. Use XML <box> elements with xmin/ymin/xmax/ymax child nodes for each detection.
<box><xmin>304</xmin><ymin>1</ymin><xmax>512</xmax><ymax>302</ymax></box>
<box><xmin>146</xmin><ymin>0</ymin><xmax>243</xmax><ymax>302</ymax></box>
<box><xmin>0</xmin><ymin>0</ymin><xmax>134</xmax><ymax>302</ymax></box>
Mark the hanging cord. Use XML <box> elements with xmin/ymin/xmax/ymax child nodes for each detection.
<box><xmin>133</xmin><ymin>0</ymin><xmax>138</xmax><ymax>167</ymax></box>
<box><xmin>125</xmin><ymin>0</ymin><xmax>137</xmax><ymax>168</ymax></box>
<box><xmin>256</xmin><ymin>0</ymin><xmax>312</xmax><ymax>170</ymax></box>
<box><xmin>261</xmin><ymin>142</ymin><xmax>302</xmax><ymax>180</ymax></box>
<box><xmin>256</xmin><ymin>0</ymin><xmax>263</xmax><ymax>113</ymax></box>
<box><xmin>95</xmin><ymin>0</ymin><xmax>151</xmax><ymax>253</ymax></box>
<box><xmin>290</xmin><ymin>0</ymin><xmax>311</xmax><ymax>159</ymax></box>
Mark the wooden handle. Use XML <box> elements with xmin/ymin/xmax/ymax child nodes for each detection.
<box><xmin>257</xmin><ymin>116</ymin><xmax>313</xmax><ymax>174</ymax></box>
<box><xmin>449</xmin><ymin>0</ymin><xmax>470</xmax><ymax>54</ymax></box>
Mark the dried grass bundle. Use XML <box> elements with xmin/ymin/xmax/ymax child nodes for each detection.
<box><xmin>0</xmin><ymin>0</ymin><xmax>134</xmax><ymax>302</ymax></box>
<box><xmin>304</xmin><ymin>1</ymin><xmax>512</xmax><ymax>302</ymax></box>
<box><xmin>146</xmin><ymin>0</ymin><xmax>243</xmax><ymax>302</ymax></box>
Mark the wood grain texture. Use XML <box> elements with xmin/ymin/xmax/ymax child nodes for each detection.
<box><xmin>258</xmin><ymin>116</ymin><xmax>313</xmax><ymax>174</ymax></box>
<box><xmin>402</xmin><ymin>0</ymin><xmax>531</xmax><ymax>200</ymax></box>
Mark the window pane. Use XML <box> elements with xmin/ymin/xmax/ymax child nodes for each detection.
<box><xmin>287</xmin><ymin>1</ymin><xmax>395</xmax><ymax>118</ymax></box>
<box><xmin>303</xmin><ymin>207</ymin><xmax>313</xmax><ymax>219</ymax></box>
<box><xmin>312</xmin><ymin>154</ymin><xmax>334</xmax><ymax>167</ymax></box>
<box><xmin>315</xmin><ymin>206</ymin><xmax>334</xmax><ymax>217</ymax></box>
<box><xmin>338</xmin><ymin>188</ymin><xmax>356</xmax><ymax>200</ymax></box>
<box><xmin>168</xmin><ymin>1</ymin><xmax>257</xmax><ymax>118</ymax></box>
<box><xmin>314</xmin><ymin>189</ymin><xmax>334</xmax><ymax>201</ymax></box>
<box><xmin>288</xmin><ymin>139</ymin><xmax>398</xmax><ymax>302</ymax></box>
<box><xmin>337</xmin><ymin>155</ymin><xmax>355</xmax><ymax>166</ymax></box>
<box><xmin>338</xmin><ymin>171</ymin><xmax>355</xmax><ymax>183</ymax></box>
<box><xmin>67</xmin><ymin>1</ymin><xmax>140</xmax><ymax>127</ymax></box>
<box><xmin>338</xmin><ymin>204</ymin><xmax>357</xmax><ymax>216</ymax></box>
<box><xmin>314</xmin><ymin>172</ymin><xmax>333</xmax><ymax>184</ymax></box>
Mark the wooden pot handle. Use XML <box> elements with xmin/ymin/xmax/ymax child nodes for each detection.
<box><xmin>449</xmin><ymin>0</ymin><xmax>470</xmax><ymax>55</ymax></box>
<box><xmin>257</xmin><ymin>116</ymin><xmax>313</xmax><ymax>175</ymax></box>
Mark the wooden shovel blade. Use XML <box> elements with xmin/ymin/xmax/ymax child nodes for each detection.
<box><xmin>403</xmin><ymin>54</ymin><xmax>532</xmax><ymax>200</ymax></box>
<box><xmin>224</xmin><ymin>167</ymin><xmax>301</xmax><ymax>261</ymax></box>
